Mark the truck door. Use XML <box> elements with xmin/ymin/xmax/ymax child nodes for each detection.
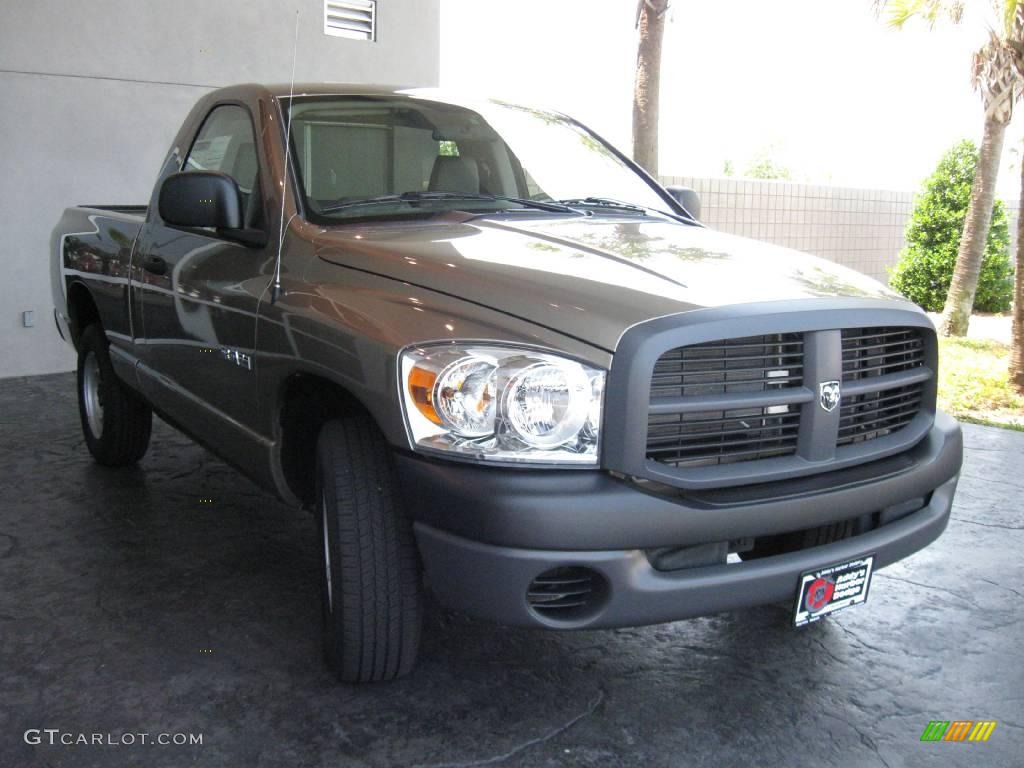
<box><xmin>134</xmin><ymin>103</ymin><xmax>271</xmax><ymax>437</ymax></box>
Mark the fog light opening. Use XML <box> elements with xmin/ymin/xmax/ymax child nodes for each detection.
<box><xmin>526</xmin><ymin>566</ymin><xmax>609</xmax><ymax>623</ymax></box>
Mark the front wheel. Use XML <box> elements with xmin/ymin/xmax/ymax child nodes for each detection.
<box><xmin>77</xmin><ymin>324</ymin><xmax>152</xmax><ymax>466</ymax></box>
<box><xmin>316</xmin><ymin>415</ymin><xmax>422</xmax><ymax>682</ymax></box>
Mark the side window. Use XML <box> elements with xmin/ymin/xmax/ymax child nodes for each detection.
<box><xmin>184</xmin><ymin>105</ymin><xmax>258</xmax><ymax>195</ymax></box>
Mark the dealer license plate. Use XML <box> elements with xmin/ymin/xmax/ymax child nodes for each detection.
<box><xmin>793</xmin><ymin>555</ymin><xmax>874</xmax><ymax>627</ymax></box>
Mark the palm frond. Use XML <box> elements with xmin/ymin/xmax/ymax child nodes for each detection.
<box><xmin>1003</xmin><ymin>0</ymin><xmax>1022</xmax><ymax>38</ymax></box>
<box><xmin>1004</xmin><ymin>0</ymin><xmax>1016</xmax><ymax>37</ymax></box>
<box><xmin>874</xmin><ymin>0</ymin><xmax>964</xmax><ymax>29</ymax></box>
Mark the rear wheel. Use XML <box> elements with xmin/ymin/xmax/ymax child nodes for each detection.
<box><xmin>77</xmin><ymin>324</ymin><xmax>152</xmax><ymax>466</ymax></box>
<box><xmin>316</xmin><ymin>415</ymin><xmax>422</xmax><ymax>682</ymax></box>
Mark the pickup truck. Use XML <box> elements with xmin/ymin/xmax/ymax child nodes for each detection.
<box><xmin>52</xmin><ymin>84</ymin><xmax>963</xmax><ymax>683</ymax></box>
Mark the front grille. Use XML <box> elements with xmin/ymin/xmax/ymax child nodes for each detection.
<box><xmin>837</xmin><ymin>385</ymin><xmax>923</xmax><ymax>445</ymax></box>
<box><xmin>644</xmin><ymin>326</ymin><xmax>932</xmax><ymax>476</ymax></box>
<box><xmin>647</xmin><ymin>406</ymin><xmax>801</xmax><ymax>468</ymax></box>
<box><xmin>647</xmin><ymin>334</ymin><xmax>803</xmax><ymax>468</ymax></box>
<box><xmin>838</xmin><ymin>328</ymin><xmax>925</xmax><ymax>446</ymax></box>
<box><xmin>842</xmin><ymin>327</ymin><xmax>925</xmax><ymax>380</ymax></box>
<box><xmin>649</xmin><ymin>334</ymin><xmax>804</xmax><ymax>397</ymax></box>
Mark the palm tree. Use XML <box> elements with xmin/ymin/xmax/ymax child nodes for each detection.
<box><xmin>880</xmin><ymin>0</ymin><xmax>1023</xmax><ymax>336</ymax></box>
<box><xmin>1004</xmin><ymin>25</ymin><xmax>1024</xmax><ymax>393</ymax></box>
<box><xmin>1011</xmin><ymin>154</ymin><xmax>1024</xmax><ymax>391</ymax></box>
<box><xmin>633</xmin><ymin>0</ymin><xmax>671</xmax><ymax>176</ymax></box>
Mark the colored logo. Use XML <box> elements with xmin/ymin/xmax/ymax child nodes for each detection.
<box><xmin>819</xmin><ymin>380</ymin><xmax>841</xmax><ymax>412</ymax></box>
<box><xmin>805</xmin><ymin>577</ymin><xmax>835</xmax><ymax>612</ymax></box>
<box><xmin>920</xmin><ymin>721</ymin><xmax>997</xmax><ymax>742</ymax></box>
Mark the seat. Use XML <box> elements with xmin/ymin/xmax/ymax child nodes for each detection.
<box><xmin>428</xmin><ymin>156</ymin><xmax>480</xmax><ymax>194</ymax></box>
<box><xmin>231</xmin><ymin>142</ymin><xmax>258</xmax><ymax>193</ymax></box>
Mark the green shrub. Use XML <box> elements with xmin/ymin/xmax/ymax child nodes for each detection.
<box><xmin>889</xmin><ymin>140</ymin><xmax>1013</xmax><ymax>313</ymax></box>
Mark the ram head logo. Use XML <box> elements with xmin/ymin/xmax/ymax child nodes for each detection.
<box><xmin>819</xmin><ymin>380</ymin><xmax>841</xmax><ymax>413</ymax></box>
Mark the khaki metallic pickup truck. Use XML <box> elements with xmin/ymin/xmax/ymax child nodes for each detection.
<box><xmin>52</xmin><ymin>84</ymin><xmax>962</xmax><ymax>682</ymax></box>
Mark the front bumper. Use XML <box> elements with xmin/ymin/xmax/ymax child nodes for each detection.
<box><xmin>398</xmin><ymin>412</ymin><xmax>962</xmax><ymax>628</ymax></box>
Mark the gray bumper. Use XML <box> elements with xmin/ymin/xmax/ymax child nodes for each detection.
<box><xmin>402</xmin><ymin>413</ymin><xmax>962</xmax><ymax>628</ymax></box>
<box><xmin>414</xmin><ymin>473</ymin><xmax>956</xmax><ymax>628</ymax></box>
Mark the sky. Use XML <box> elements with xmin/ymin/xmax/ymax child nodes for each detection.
<box><xmin>440</xmin><ymin>0</ymin><xmax>1024</xmax><ymax>195</ymax></box>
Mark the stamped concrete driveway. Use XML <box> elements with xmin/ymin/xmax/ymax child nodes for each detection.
<box><xmin>1</xmin><ymin>372</ymin><xmax>1021</xmax><ymax>768</ymax></box>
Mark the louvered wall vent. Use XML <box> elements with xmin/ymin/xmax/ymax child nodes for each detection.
<box><xmin>324</xmin><ymin>0</ymin><xmax>376</xmax><ymax>41</ymax></box>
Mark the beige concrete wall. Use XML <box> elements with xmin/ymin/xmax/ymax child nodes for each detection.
<box><xmin>661</xmin><ymin>176</ymin><xmax>914</xmax><ymax>284</ymax></box>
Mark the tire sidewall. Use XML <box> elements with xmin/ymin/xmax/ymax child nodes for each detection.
<box><xmin>314</xmin><ymin>416</ymin><xmax>422</xmax><ymax>682</ymax></box>
<box><xmin>315</xmin><ymin>427</ymin><xmax>344</xmax><ymax>671</ymax></box>
<box><xmin>77</xmin><ymin>326</ymin><xmax>110</xmax><ymax>454</ymax></box>
<box><xmin>76</xmin><ymin>324</ymin><xmax>151</xmax><ymax>466</ymax></box>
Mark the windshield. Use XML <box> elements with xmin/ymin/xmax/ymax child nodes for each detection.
<box><xmin>284</xmin><ymin>95</ymin><xmax>675</xmax><ymax>223</ymax></box>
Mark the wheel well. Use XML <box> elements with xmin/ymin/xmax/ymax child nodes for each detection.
<box><xmin>278</xmin><ymin>373</ymin><xmax>370</xmax><ymax>506</ymax></box>
<box><xmin>66</xmin><ymin>282</ymin><xmax>101</xmax><ymax>350</ymax></box>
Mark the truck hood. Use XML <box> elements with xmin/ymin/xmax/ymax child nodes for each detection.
<box><xmin>313</xmin><ymin>215</ymin><xmax>902</xmax><ymax>352</ymax></box>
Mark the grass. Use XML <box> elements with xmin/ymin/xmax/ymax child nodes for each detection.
<box><xmin>937</xmin><ymin>336</ymin><xmax>1024</xmax><ymax>431</ymax></box>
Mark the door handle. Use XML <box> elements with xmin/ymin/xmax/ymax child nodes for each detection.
<box><xmin>141</xmin><ymin>255</ymin><xmax>167</xmax><ymax>275</ymax></box>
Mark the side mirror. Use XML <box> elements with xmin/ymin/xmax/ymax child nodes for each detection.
<box><xmin>159</xmin><ymin>171</ymin><xmax>243</xmax><ymax>230</ymax></box>
<box><xmin>666</xmin><ymin>186</ymin><xmax>701</xmax><ymax>221</ymax></box>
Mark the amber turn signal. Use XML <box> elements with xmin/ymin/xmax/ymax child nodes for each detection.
<box><xmin>408</xmin><ymin>365</ymin><xmax>442</xmax><ymax>425</ymax></box>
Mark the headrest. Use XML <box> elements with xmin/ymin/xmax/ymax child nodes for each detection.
<box><xmin>429</xmin><ymin>156</ymin><xmax>479</xmax><ymax>194</ymax></box>
<box><xmin>232</xmin><ymin>142</ymin><xmax>258</xmax><ymax>191</ymax></box>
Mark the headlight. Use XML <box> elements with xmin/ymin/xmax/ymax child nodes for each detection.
<box><xmin>400</xmin><ymin>343</ymin><xmax>604</xmax><ymax>465</ymax></box>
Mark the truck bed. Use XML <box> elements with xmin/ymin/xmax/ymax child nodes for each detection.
<box><xmin>51</xmin><ymin>205</ymin><xmax>148</xmax><ymax>349</ymax></box>
<box><xmin>77</xmin><ymin>204</ymin><xmax>148</xmax><ymax>216</ymax></box>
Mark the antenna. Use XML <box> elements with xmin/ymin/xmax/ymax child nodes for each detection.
<box><xmin>271</xmin><ymin>9</ymin><xmax>300</xmax><ymax>305</ymax></box>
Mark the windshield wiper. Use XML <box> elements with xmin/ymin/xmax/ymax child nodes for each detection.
<box><xmin>560</xmin><ymin>196</ymin><xmax>702</xmax><ymax>225</ymax></box>
<box><xmin>480</xmin><ymin>194</ymin><xmax>577</xmax><ymax>213</ymax></box>
<box><xmin>554</xmin><ymin>197</ymin><xmax>650</xmax><ymax>214</ymax></box>
<box><xmin>318</xmin><ymin>191</ymin><xmax>575</xmax><ymax>215</ymax></box>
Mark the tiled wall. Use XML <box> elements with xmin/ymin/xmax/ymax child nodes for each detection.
<box><xmin>660</xmin><ymin>176</ymin><xmax>915</xmax><ymax>284</ymax></box>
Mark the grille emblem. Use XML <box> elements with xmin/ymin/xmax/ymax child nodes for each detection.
<box><xmin>819</xmin><ymin>381</ymin><xmax>841</xmax><ymax>412</ymax></box>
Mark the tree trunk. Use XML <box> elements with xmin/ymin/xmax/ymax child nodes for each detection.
<box><xmin>632</xmin><ymin>0</ymin><xmax>669</xmax><ymax>177</ymax></box>
<box><xmin>1011</xmin><ymin>152</ymin><xmax>1024</xmax><ymax>393</ymax></box>
<box><xmin>938</xmin><ymin>117</ymin><xmax>1006</xmax><ymax>336</ymax></box>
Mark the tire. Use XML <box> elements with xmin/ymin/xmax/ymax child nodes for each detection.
<box><xmin>316</xmin><ymin>415</ymin><xmax>422</xmax><ymax>682</ymax></box>
<box><xmin>77</xmin><ymin>324</ymin><xmax>152</xmax><ymax>466</ymax></box>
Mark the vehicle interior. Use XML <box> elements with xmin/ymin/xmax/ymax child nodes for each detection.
<box><xmin>286</xmin><ymin>98</ymin><xmax>537</xmax><ymax>214</ymax></box>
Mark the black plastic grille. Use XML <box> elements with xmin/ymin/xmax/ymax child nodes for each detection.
<box><xmin>838</xmin><ymin>327</ymin><xmax>926</xmax><ymax>446</ymax></box>
<box><xmin>837</xmin><ymin>385</ymin><xmax>923</xmax><ymax>445</ymax></box>
<box><xmin>650</xmin><ymin>334</ymin><xmax>804</xmax><ymax>398</ymax></box>
<box><xmin>645</xmin><ymin>327</ymin><xmax>931</xmax><ymax>471</ymax></box>
<box><xmin>647</xmin><ymin>407</ymin><xmax>801</xmax><ymax>467</ymax></box>
<box><xmin>842</xmin><ymin>327</ymin><xmax>925</xmax><ymax>380</ymax></box>
<box><xmin>647</xmin><ymin>334</ymin><xmax>803</xmax><ymax>468</ymax></box>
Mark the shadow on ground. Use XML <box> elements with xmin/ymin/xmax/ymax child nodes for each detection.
<box><xmin>1</xmin><ymin>373</ymin><xmax>1021</xmax><ymax>767</ymax></box>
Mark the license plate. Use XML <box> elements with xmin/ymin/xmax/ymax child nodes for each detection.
<box><xmin>793</xmin><ymin>555</ymin><xmax>874</xmax><ymax>627</ymax></box>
